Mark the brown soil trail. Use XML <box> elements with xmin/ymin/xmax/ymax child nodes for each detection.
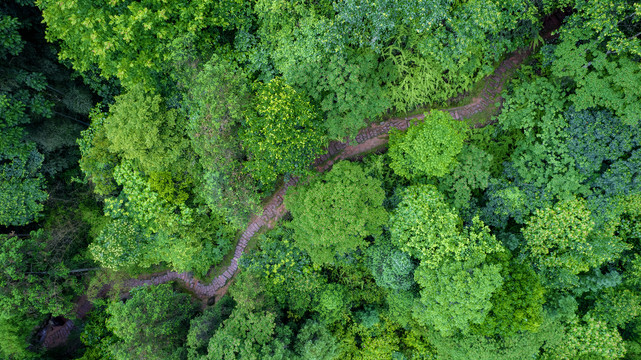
<box><xmin>43</xmin><ymin>48</ymin><xmax>530</xmax><ymax>349</ymax></box>
<box><xmin>129</xmin><ymin>48</ymin><xmax>532</xmax><ymax>301</ymax></box>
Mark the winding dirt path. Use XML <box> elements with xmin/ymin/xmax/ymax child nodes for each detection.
<box><xmin>43</xmin><ymin>48</ymin><xmax>530</xmax><ymax>349</ymax></box>
<box><xmin>124</xmin><ymin>48</ymin><xmax>531</xmax><ymax>300</ymax></box>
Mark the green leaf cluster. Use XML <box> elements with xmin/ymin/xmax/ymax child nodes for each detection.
<box><xmin>242</xmin><ymin>77</ymin><xmax>325</xmax><ymax>186</ymax></box>
<box><xmin>389</xmin><ymin>111</ymin><xmax>466</xmax><ymax>180</ymax></box>
<box><xmin>286</xmin><ymin>161</ymin><xmax>387</xmax><ymax>266</ymax></box>
<box><xmin>106</xmin><ymin>284</ymin><xmax>198</xmax><ymax>360</ymax></box>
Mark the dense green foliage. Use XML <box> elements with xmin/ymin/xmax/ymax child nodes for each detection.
<box><xmin>184</xmin><ymin>56</ymin><xmax>259</xmax><ymax>227</ymax></box>
<box><xmin>389</xmin><ymin>111</ymin><xmax>466</xmax><ymax>179</ymax></box>
<box><xmin>106</xmin><ymin>284</ymin><xmax>198</xmax><ymax>359</ymax></box>
<box><xmin>3</xmin><ymin>0</ymin><xmax>641</xmax><ymax>358</ymax></box>
<box><xmin>1</xmin><ymin>1</ymin><xmax>107</xmax><ymax>358</ymax></box>
<box><xmin>37</xmin><ymin>0</ymin><xmax>251</xmax><ymax>90</ymax></box>
<box><xmin>0</xmin><ymin>231</ymin><xmax>80</xmax><ymax>318</ymax></box>
<box><xmin>286</xmin><ymin>161</ymin><xmax>387</xmax><ymax>266</ymax></box>
<box><xmin>242</xmin><ymin>78</ymin><xmax>325</xmax><ymax>186</ymax></box>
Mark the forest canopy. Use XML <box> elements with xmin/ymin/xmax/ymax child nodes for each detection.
<box><xmin>1</xmin><ymin>0</ymin><xmax>640</xmax><ymax>359</ymax></box>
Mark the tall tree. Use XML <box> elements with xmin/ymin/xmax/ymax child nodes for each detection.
<box><xmin>184</xmin><ymin>54</ymin><xmax>259</xmax><ymax>227</ymax></box>
<box><xmin>294</xmin><ymin>320</ymin><xmax>342</xmax><ymax>360</ymax></box>
<box><xmin>106</xmin><ymin>284</ymin><xmax>198</xmax><ymax>360</ymax></box>
<box><xmin>0</xmin><ymin>231</ymin><xmax>79</xmax><ymax>319</ymax></box>
<box><xmin>186</xmin><ymin>295</ymin><xmax>236</xmax><ymax>359</ymax></box>
<box><xmin>286</xmin><ymin>161</ymin><xmax>388</xmax><ymax>266</ymax></box>
<box><xmin>202</xmin><ymin>308</ymin><xmax>293</xmax><ymax>360</ymax></box>
<box><xmin>241</xmin><ymin>77</ymin><xmax>325</xmax><ymax>187</ymax></box>
<box><xmin>388</xmin><ymin>111</ymin><xmax>466</xmax><ymax>180</ymax></box>
<box><xmin>241</xmin><ymin>228</ymin><xmax>325</xmax><ymax>316</ymax></box>
<box><xmin>548</xmin><ymin>0</ymin><xmax>641</xmax><ymax>125</ymax></box>
<box><xmin>102</xmin><ymin>86</ymin><xmax>189</xmax><ymax>175</ymax></box>
<box><xmin>268</xmin><ymin>13</ymin><xmax>395</xmax><ymax>140</ymax></box>
<box><xmin>389</xmin><ymin>185</ymin><xmax>462</xmax><ymax>265</ymax></box>
<box><xmin>89</xmin><ymin>161</ymin><xmax>234</xmax><ymax>276</ymax></box>
<box><xmin>522</xmin><ymin>198</ymin><xmax>629</xmax><ymax>284</ymax></box>
<box><xmin>0</xmin><ymin>3</ymin><xmax>54</xmax><ymax>226</ymax></box>
<box><xmin>412</xmin><ymin>218</ymin><xmax>506</xmax><ymax>336</ymax></box>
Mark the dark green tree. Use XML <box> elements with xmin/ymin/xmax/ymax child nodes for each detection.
<box><xmin>0</xmin><ymin>231</ymin><xmax>79</xmax><ymax>318</ymax></box>
<box><xmin>437</xmin><ymin>144</ymin><xmax>492</xmax><ymax>212</ymax></box>
<box><xmin>367</xmin><ymin>243</ymin><xmax>416</xmax><ymax>291</ymax></box>
<box><xmin>106</xmin><ymin>284</ymin><xmax>198</xmax><ymax>360</ymax></box>
<box><xmin>0</xmin><ymin>3</ymin><xmax>52</xmax><ymax>226</ymax></box>
<box><xmin>186</xmin><ymin>295</ymin><xmax>236</xmax><ymax>359</ymax></box>
<box><xmin>388</xmin><ymin>111</ymin><xmax>466</xmax><ymax>180</ymax></box>
<box><xmin>0</xmin><ymin>122</ymin><xmax>48</xmax><ymax>226</ymax></box>
<box><xmin>0</xmin><ymin>313</ymin><xmax>38</xmax><ymax>359</ymax></box>
<box><xmin>271</xmin><ymin>24</ymin><xmax>394</xmax><ymax>140</ymax></box>
<box><xmin>294</xmin><ymin>320</ymin><xmax>342</xmax><ymax>360</ymax></box>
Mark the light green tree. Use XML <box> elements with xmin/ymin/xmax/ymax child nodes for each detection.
<box><xmin>38</xmin><ymin>0</ymin><xmax>251</xmax><ymax>89</ymax></box>
<box><xmin>414</xmin><ymin>259</ymin><xmax>503</xmax><ymax>336</ymax></box>
<box><xmin>474</xmin><ymin>260</ymin><xmax>546</xmax><ymax>336</ymax></box>
<box><xmin>412</xmin><ymin>218</ymin><xmax>506</xmax><ymax>336</ymax></box>
<box><xmin>285</xmin><ymin>161</ymin><xmax>387</xmax><ymax>266</ymax></box>
<box><xmin>89</xmin><ymin>161</ymin><xmax>234</xmax><ymax>276</ymax></box>
<box><xmin>523</xmin><ymin>198</ymin><xmax>629</xmax><ymax>275</ymax></box>
<box><xmin>389</xmin><ymin>185</ymin><xmax>461</xmax><ymax>266</ymax></box>
<box><xmin>551</xmin><ymin>27</ymin><xmax>641</xmax><ymax>126</ymax></box>
<box><xmin>242</xmin><ymin>77</ymin><xmax>325</xmax><ymax>186</ymax></box>
<box><xmin>388</xmin><ymin>111</ymin><xmax>465</xmax><ymax>179</ymax></box>
<box><xmin>102</xmin><ymin>85</ymin><xmax>188</xmax><ymax>174</ymax></box>
<box><xmin>542</xmin><ymin>316</ymin><xmax>626</xmax><ymax>360</ymax></box>
<box><xmin>77</xmin><ymin>112</ymin><xmax>119</xmax><ymax>196</ymax></box>
<box><xmin>391</xmin><ymin>184</ymin><xmax>507</xmax><ymax>336</ymax></box>
<box><xmin>0</xmin><ymin>313</ymin><xmax>38</xmax><ymax>360</ymax></box>
<box><xmin>429</xmin><ymin>318</ymin><xmax>564</xmax><ymax>360</ymax></box>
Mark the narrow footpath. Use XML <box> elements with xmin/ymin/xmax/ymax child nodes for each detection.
<box><xmin>43</xmin><ymin>48</ymin><xmax>531</xmax><ymax>349</ymax></box>
<box><xmin>122</xmin><ymin>48</ymin><xmax>532</xmax><ymax>301</ymax></box>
